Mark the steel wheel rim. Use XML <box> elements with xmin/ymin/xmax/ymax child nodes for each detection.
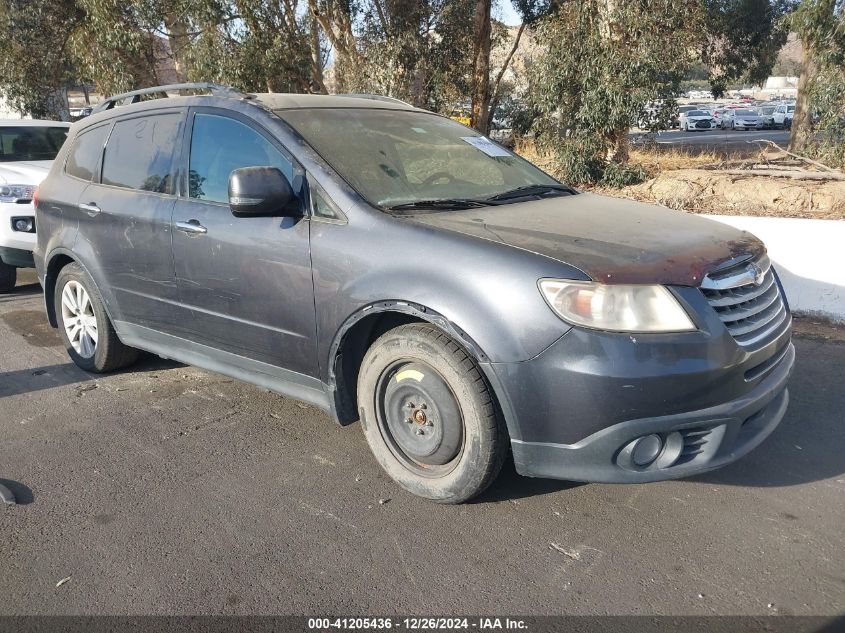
<box><xmin>374</xmin><ymin>360</ymin><xmax>465</xmax><ymax>479</ymax></box>
<box><xmin>61</xmin><ymin>280</ymin><xmax>98</xmax><ymax>358</ymax></box>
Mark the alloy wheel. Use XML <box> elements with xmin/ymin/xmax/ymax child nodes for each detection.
<box><xmin>61</xmin><ymin>280</ymin><xmax>98</xmax><ymax>358</ymax></box>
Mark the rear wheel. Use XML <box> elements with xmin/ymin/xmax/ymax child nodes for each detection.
<box><xmin>357</xmin><ymin>323</ymin><xmax>508</xmax><ymax>504</ymax></box>
<box><xmin>0</xmin><ymin>261</ymin><xmax>16</xmax><ymax>293</ymax></box>
<box><xmin>55</xmin><ymin>263</ymin><xmax>139</xmax><ymax>372</ymax></box>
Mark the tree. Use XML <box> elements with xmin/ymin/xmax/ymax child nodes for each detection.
<box><xmin>310</xmin><ymin>0</ymin><xmax>475</xmax><ymax>108</ymax></box>
<box><xmin>0</xmin><ymin>0</ymin><xmax>84</xmax><ymax>119</ymax></box>
<box><xmin>788</xmin><ymin>0</ymin><xmax>845</xmax><ymax>167</ymax></box>
<box><xmin>527</xmin><ymin>0</ymin><xmax>703</xmax><ymax>185</ymax></box>
<box><xmin>469</xmin><ymin>0</ymin><xmax>554</xmax><ymax>133</ymax></box>
<box><xmin>526</xmin><ymin>0</ymin><xmax>795</xmax><ymax>185</ymax></box>
<box><xmin>702</xmin><ymin>0</ymin><xmax>795</xmax><ymax>98</ymax></box>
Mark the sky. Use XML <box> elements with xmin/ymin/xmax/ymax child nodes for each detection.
<box><xmin>495</xmin><ymin>3</ymin><xmax>522</xmax><ymax>26</ymax></box>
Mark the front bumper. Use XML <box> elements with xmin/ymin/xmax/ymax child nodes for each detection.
<box><xmin>0</xmin><ymin>201</ymin><xmax>36</xmax><ymax>263</ymax></box>
<box><xmin>0</xmin><ymin>246</ymin><xmax>35</xmax><ymax>268</ymax></box>
<box><xmin>483</xmin><ymin>285</ymin><xmax>794</xmax><ymax>483</ymax></box>
<box><xmin>509</xmin><ymin>343</ymin><xmax>793</xmax><ymax>483</ymax></box>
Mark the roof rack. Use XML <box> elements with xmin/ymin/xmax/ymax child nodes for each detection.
<box><xmin>92</xmin><ymin>82</ymin><xmax>248</xmax><ymax>114</ymax></box>
<box><xmin>337</xmin><ymin>93</ymin><xmax>413</xmax><ymax>106</ymax></box>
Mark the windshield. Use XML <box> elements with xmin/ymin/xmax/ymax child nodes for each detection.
<box><xmin>687</xmin><ymin>110</ymin><xmax>708</xmax><ymax>116</ymax></box>
<box><xmin>788</xmin><ymin>105</ymin><xmax>795</xmax><ymax>112</ymax></box>
<box><xmin>278</xmin><ymin>108</ymin><xmax>559</xmax><ymax>208</ymax></box>
<box><xmin>760</xmin><ymin>107</ymin><xmax>775</xmax><ymax>114</ymax></box>
<box><xmin>736</xmin><ymin>109</ymin><xmax>757</xmax><ymax>116</ymax></box>
<box><xmin>0</xmin><ymin>126</ymin><xmax>68</xmax><ymax>162</ymax></box>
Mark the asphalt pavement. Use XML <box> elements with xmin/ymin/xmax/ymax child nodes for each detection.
<box><xmin>2</xmin><ymin>270</ymin><xmax>844</xmax><ymax>616</ymax></box>
<box><xmin>635</xmin><ymin>129</ymin><xmax>791</xmax><ymax>152</ymax></box>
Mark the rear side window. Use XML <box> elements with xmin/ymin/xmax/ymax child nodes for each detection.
<box><xmin>65</xmin><ymin>125</ymin><xmax>110</xmax><ymax>181</ymax></box>
<box><xmin>189</xmin><ymin>113</ymin><xmax>294</xmax><ymax>204</ymax></box>
<box><xmin>102</xmin><ymin>114</ymin><xmax>181</xmax><ymax>194</ymax></box>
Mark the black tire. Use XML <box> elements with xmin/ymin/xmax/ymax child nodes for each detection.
<box><xmin>0</xmin><ymin>261</ymin><xmax>16</xmax><ymax>293</ymax></box>
<box><xmin>55</xmin><ymin>263</ymin><xmax>138</xmax><ymax>373</ymax></box>
<box><xmin>357</xmin><ymin>323</ymin><xmax>508</xmax><ymax>504</ymax></box>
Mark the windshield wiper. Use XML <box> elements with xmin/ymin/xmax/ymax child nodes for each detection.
<box><xmin>486</xmin><ymin>184</ymin><xmax>577</xmax><ymax>202</ymax></box>
<box><xmin>388</xmin><ymin>198</ymin><xmax>491</xmax><ymax>212</ymax></box>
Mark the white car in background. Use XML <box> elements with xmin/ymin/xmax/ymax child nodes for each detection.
<box><xmin>679</xmin><ymin>109</ymin><xmax>716</xmax><ymax>131</ymax></box>
<box><xmin>772</xmin><ymin>104</ymin><xmax>795</xmax><ymax>129</ymax></box>
<box><xmin>721</xmin><ymin>108</ymin><xmax>762</xmax><ymax>130</ymax></box>
<box><xmin>1</xmin><ymin>120</ymin><xmax>70</xmax><ymax>292</ymax></box>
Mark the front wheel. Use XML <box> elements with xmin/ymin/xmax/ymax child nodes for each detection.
<box><xmin>357</xmin><ymin>323</ymin><xmax>508</xmax><ymax>504</ymax></box>
<box><xmin>55</xmin><ymin>263</ymin><xmax>139</xmax><ymax>372</ymax></box>
<box><xmin>0</xmin><ymin>261</ymin><xmax>16</xmax><ymax>293</ymax></box>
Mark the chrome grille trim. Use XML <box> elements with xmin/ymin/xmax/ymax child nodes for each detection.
<box><xmin>700</xmin><ymin>255</ymin><xmax>790</xmax><ymax>349</ymax></box>
<box><xmin>701</xmin><ymin>254</ymin><xmax>770</xmax><ymax>290</ymax></box>
<box><xmin>705</xmin><ymin>274</ymin><xmax>775</xmax><ymax>307</ymax></box>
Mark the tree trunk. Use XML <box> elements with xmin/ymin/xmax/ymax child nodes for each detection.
<box><xmin>470</xmin><ymin>0</ymin><xmax>492</xmax><ymax>133</ymax></box>
<box><xmin>163</xmin><ymin>12</ymin><xmax>191</xmax><ymax>83</ymax></box>
<box><xmin>309</xmin><ymin>12</ymin><xmax>327</xmax><ymax>93</ymax></box>
<box><xmin>789</xmin><ymin>42</ymin><xmax>815</xmax><ymax>153</ymax></box>
<box><xmin>487</xmin><ymin>23</ymin><xmax>526</xmax><ymax>134</ymax></box>
<box><xmin>607</xmin><ymin>126</ymin><xmax>630</xmax><ymax>164</ymax></box>
<box><xmin>45</xmin><ymin>87</ymin><xmax>71</xmax><ymax>122</ymax></box>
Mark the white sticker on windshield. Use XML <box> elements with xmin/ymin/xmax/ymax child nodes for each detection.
<box><xmin>461</xmin><ymin>136</ymin><xmax>511</xmax><ymax>157</ymax></box>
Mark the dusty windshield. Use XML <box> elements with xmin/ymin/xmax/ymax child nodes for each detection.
<box><xmin>0</xmin><ymin>126</ymin><xmax>68</xmax><ymax>162</ymax></box>
<box><xmin>278</xmin><ymin>108</ymin><xmax>560</xmax><ymax>208</ymax></box>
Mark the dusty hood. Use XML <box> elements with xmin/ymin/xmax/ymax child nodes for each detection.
<box><xmin>0</xmin><ymin>160</ymin><xmax>53</xmax><ymax>185</ymax></box>
<box><xmin>407</xmin><ymin>192</ymin><xmax>764</xmax><ymax>286</ymax></box>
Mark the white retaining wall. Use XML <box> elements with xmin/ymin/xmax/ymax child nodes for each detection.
<box><xmin>706</xmin><ymin>215</ymin><xmax>845</xmax><ymax>323</ymax></box>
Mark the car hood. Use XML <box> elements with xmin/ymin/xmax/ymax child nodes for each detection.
<box><xmin>0</xmin><ymin>160</ymin><xmax>53</xmax><ymax>185</ymax></box>
<box><xmin>405</xmin><ymin>193</ymin><xmax>764</xmax><ymax>286</ymax></box>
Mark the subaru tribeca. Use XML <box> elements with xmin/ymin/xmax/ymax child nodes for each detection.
<box><xmin>34</xmin><ymin>83</ymin><xmax>794</xmax><ymax>503</ymax></box>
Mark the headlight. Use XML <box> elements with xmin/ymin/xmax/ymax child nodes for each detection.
<box><xmin>539</xmin><ymin>280</ymin><xmax>696</xmax><ymax>332</ymax></box>
<box><xmin>0</xmin><ymin>184</ymin><xmax>35</xmax><ymax>203</ymax></box>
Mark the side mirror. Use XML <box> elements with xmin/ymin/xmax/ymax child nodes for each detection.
<box><xmin>228</xmin><ymin>166</ymin><xmax>301</xmax><ymax>218</ymax></box>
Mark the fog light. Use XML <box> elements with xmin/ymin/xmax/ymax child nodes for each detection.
<box><xmin>631</xmin><ymin>434</ymin><xmax>663</xmax><ymax>466</ymax></box>
<box><xmin>12</xmin><ymin>217</ymin><xmax>34</xmax><ymax>233</ymax></box>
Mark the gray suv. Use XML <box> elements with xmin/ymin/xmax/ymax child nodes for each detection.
<box><xmin>34</xmin><ymin>83</ymin><xmax>794</xmax><ymax>503</ymax></box>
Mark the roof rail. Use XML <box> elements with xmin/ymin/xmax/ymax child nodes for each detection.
<box><xmin>337</xmin><ymin>93</ymin><xmax>413</xmax><ymax>106</ymax></box>
<box><xmin>92</xmin><ymin>82</ymin><xmax>248</xmax><ymax>114</ymax></box>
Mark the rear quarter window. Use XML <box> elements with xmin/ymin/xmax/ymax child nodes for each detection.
<box><xmin>102</xmin><ymin>114</ymin><xmax>181</xmax><ymax>194</ymax></box>
<box><xmin>65</xmin><ymin>125</ymin><xmax>110</xmax><ymax>181</ymax></box>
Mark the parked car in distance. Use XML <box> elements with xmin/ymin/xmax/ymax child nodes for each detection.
<box><xmin>721</xmin><ymin>108</ymin><xmax>762</xmax><ymax>130</ymax></box>
<box><xmin>758</xmin><ymin>105</ymin><xmax>777</xmax><ymax>129</ymax></box>
<box><xmin>772</xmin><ymin>104</ymin><xmax>795</xmax><ymax>129</ymax></box>
<box><xmin>34</xmin><ymin>83</ymin><xmax>795</xmax><ymax>503</ymax></box>
<box><xmin>673</xmin><ymin>105</ymin><xmax>699</xmax><ymax>128</ymax></box>
<box><xmin>0</xmin><ymin>119</ymin><xmax>70</xmax><ymax>292</ymax></box>
<box><xmin>679</xmin><ymin>109</ymin><xmax>716</xmax><ymax>131</ymax></box>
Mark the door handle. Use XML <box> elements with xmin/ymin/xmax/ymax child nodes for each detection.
<box><xmin>175</xmin><ymin>219</ymin><xmax>208</xmax><ymax>235</ymax></box>
<box><xmin>78</xmin><ymin>202</ymin><xmax>101</xmax><ymax>216</ymax></box>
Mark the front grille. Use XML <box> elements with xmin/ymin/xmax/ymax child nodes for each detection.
<box><xmin>700</xmin><ymin>254</ymin><xmax>790</xmax><ymax>349</ymax></box>
<box><xmin>694</xmin><ymin>120</ymin><xmax>711</xmax><ymax>128</ymax></box>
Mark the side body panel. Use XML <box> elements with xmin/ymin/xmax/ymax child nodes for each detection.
<box><xmin>168</xmin><ymin>106</ymin><xmax>319</xmax><ymax>378</ymax></box>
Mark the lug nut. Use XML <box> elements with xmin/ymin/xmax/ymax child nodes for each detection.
<box><xmin>406</xmin><ymin>417</ymin><xmax>413</xmax><ymax>424</ymax></box>
<box><xmin>415</xmin><ymin>429</ymin><xmax>425</xmax><ymax>436</ymax></box>
<box><xmin>419</xmin><ymin>403</ymin><xmax>427</xmax><ymax>410</ymax></box>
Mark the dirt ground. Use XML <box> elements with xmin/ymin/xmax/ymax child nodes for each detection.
<box><xmin>612</xmin><ymin>168</ymin><xmax>845</xmax><ymax>220</ymax></box>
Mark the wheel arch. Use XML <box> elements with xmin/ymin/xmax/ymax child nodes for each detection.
<box><xmin>327</xmin><ymin>301</ymin><xmax>497</xmax><ymax>428</ymax></box>
<box><xmin>43</xmin><ymin>249</ymin><xmax>113</xmax><ymax>328</ymax></box>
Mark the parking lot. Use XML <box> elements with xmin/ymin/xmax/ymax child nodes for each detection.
<box><xmin>650</xmin><ymin>129</ymin><xmax>790</xmax><ymax>150</ymax></box>
<box><xmin>2</xmin><ymin>269</ymin><xmax>844</xmax><ymax>616</ymax></box>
